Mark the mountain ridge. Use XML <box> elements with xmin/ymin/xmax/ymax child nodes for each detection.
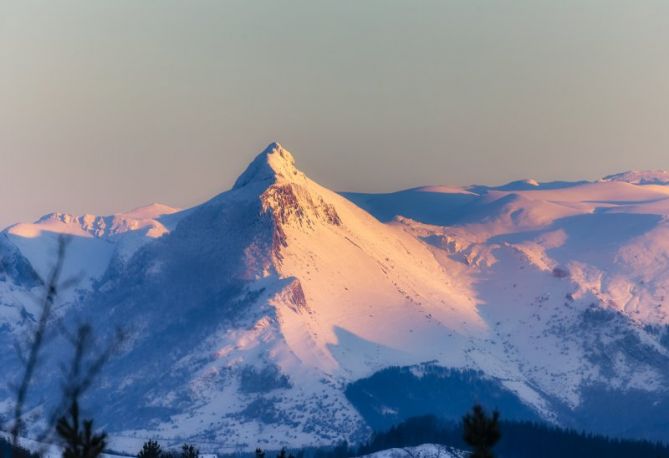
<box><xmin>2</xmin><ymin>143</ymin><xmax>669</xmax><ymax>450</ymax></box>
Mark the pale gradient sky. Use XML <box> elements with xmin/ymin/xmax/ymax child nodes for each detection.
<box><xmin>2</xmin><ymin>1</ymin><xmax>669</xmax><ymax>229</ymax></box>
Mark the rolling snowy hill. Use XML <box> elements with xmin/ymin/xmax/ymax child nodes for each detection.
<box><xmin>2</xmin><ymin>143</ymin><xmax>669</xmax><ymax>451</ymax></box>
<box><xmin>357</xmin><ymin>444</ymin><xmax>466</xmax><ymax>458</ymax></box>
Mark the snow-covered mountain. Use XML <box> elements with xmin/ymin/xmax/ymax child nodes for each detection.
<box><xmin>2</xmin><ymin>143</ymin><xmax>669</xmax><ymax>451</ymax></box>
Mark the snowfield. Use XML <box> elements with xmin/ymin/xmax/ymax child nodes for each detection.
<box><xmin>2</xmin><ymin>143</ymin><xmax>669</xmax><ymax>450</ymax></box>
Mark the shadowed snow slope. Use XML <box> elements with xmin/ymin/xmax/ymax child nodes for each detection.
<box><xmin>2</xmin><ymin>144</ymin><xmax>669</xmax><ymax>450</ymax></box>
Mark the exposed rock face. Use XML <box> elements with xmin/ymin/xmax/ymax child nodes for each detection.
<box><xmin>261</xmin><ymin>184</ymin><xmax>342</xmax><ymax>230</ymax></box>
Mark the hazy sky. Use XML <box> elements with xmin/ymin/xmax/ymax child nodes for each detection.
<box><xmin>2</xmin><ymin>1</ymin><xmax>669</xmax><ymax>228</ymax></box>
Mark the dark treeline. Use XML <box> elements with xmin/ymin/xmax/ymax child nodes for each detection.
<box><xmin>251</xmin><ymin>415</ymin><xmax>669</xmax><ymax>458</ymax></box>
<box><xmin>497</xmin><ymin>421</ymin><xmax>669</xmax><ymax>458</ymax></box>
<box><xmin>351</xmin><ymin>415</ymin><xmax>669</xmax><ymax>458</ymax></box>
<box><xmin>134</xmin><ymin>440</ymin><xmax>200</xmax><ymax>458</ymax></box>
<box><xmin>140</xmin><ymin>412</ymin><xmax>669</xmax><ymax>458</ymax></box>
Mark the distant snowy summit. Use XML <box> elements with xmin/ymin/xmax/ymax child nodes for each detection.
<box><xmin>6</xmin><ymin>203</ymin><xmax>180</xmax><ymax>239</ymax></box>
<box><xmin>602</xmin><ymin>169</ymin><xmax>669</xmax><ymax>185</ymax></box>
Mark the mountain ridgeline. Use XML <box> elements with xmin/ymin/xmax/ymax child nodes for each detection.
<box><xmin>2</xmin><ymin>143</ymin><xmax>669</xmax><ymax>451</ymax></box>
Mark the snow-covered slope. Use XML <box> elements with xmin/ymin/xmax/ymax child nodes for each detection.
<box><xmin>357</xmin><ymin>444</ymin><xmax>466</xmax><ymax>458</ymax></box>
<box><xmin>4</xmin><ymin>203</ymin><xmax>182</xmax><ymax>282</ymax></box>
<box><xmin>2</xmin><ymin>143</ymin><xmax>669</xmax><ymax>450</ymax></box>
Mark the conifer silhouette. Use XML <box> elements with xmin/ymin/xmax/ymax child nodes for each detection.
<box><xmin>138</xmin><ymin>440</ymin><xmax>162</xmax><ymax>458</ymax></box>
<box><xmin>55</xmin><ymin>400</ymin><xmax>107</xmax><ymax>458</ymax></box>
<box><xmin>180</xmin><ymin>444</ymin><xmax>199</xmax><ymax>458</ymax></box>
<box><xmin>462</xmin><ymin>404</ymin><xmax>501</xmax><ymax>458</ymax></box>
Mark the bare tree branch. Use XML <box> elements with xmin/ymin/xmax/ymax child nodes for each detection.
<box><xmin>7</xmin><ymin>235</ymin><xmax>123</xmax><ymax>457</ymax></box>
<box><xmin>11</xmin><ymin>236</ymin><xmax>69</xmax><ymax>447</ymax></box>
<box><xmin>36</xmin><ymin>324</ymin><xmax>124</xmax><ymax>450</ymax></box>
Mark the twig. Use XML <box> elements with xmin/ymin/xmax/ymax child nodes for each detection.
<box><xmin>36</xmin><ymin>324</ymin><xmax>124</xmax><ymax>449</ymax></box>
<box><xmin>11</xmin><ymin>236</ymin><xmax>68</xmax><ymax>447</ymax></box>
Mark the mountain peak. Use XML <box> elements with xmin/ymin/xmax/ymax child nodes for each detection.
<box><xmin>233</xmin><ymin>142</ymin><xmax>303</xmax><ymax>189</ymax></box>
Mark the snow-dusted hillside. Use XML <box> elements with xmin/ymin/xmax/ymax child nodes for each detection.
<box><xmin>2</xmin><ymin>143</ymin><xmax>669</xmax><ymax>451</ymax></box>
<box><xmin>357</xmin><ymin>444</ymin><xmax>466</xmax><ymax>458</ymax></box>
